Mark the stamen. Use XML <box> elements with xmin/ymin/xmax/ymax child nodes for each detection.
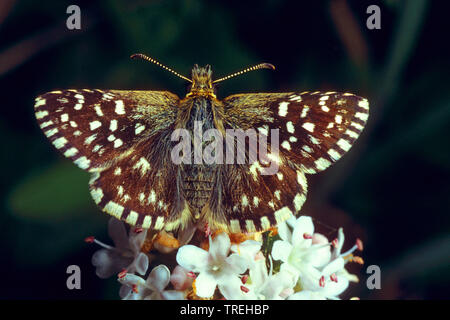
<box><xmin>118</xmin><ymin>269</ymin><xmax>127</xmax><ymax>279</ymax></box>
<box><xmin>356</xmin><ymin>238</ymin><xmax>364</xmax><ymax>251</ymax></box>
<box><xmin>85</xmin><ymin>236</ymin><xmax>115</xmax><ymax>250</ymax></box>
<box><xmin>352</xmin><ymin>256</ymin><xmax>364</xmax><ymax>264</ymax></box>
<box><xmin>303</xmin><ymin>233</ymin><xmax>313</xmax><ymax>239</ymax></box>
<box><xmin>241</xmin><ymin>275</ymin><xmax>249</xmax><ymax>284</ymax></box>
<box><xmin>240</xmin><ymin>285</ymin><xmax>250</xmax><ymax>293</ymax></box>
<box><xmin>132</xmin><ymin>284</ymin><xmax>139</xmax><ymax>293</ymax></box>
<box><xmin>341</xmin><ymin>244</ymin><xmax>359</xmax><ymax>257</ymax></box>
<box><xmin>319</xmin><ymin>276</ymin><xmax>326</xmax><ymax>287</ymax></box>
<box><xmin>332</xmin><ymin>238</ymin><xmax>339</xmax><ymax>248</ymax></box>
<box><xmin>330</xmin><ymin>273</ymin><xmax>338</xmax><ymax>283</ymax></box>
<box><xmin>84</xmin><ymin>236</ymin><xmax>95</xmax><ymax>243</ymax></box>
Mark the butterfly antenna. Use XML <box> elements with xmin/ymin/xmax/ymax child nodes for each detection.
<box><xmin>131</xmin><ymin>53</ymin><xmax>192</xmax><ymax>83</ymax></box>
<box><xmin>212</xmin><ymin>63</ymin><xmax>275</xmax><ymax>84</ymax></box>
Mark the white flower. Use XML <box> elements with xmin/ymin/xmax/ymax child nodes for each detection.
<box><xmin>304</xmin><ymin>228</ymin><xmax>359</xmax><ymax>299</ymax></box>
<box><xmin>90</xmin><ymin>218</ymin><xmax>149</xmax><ymax>278</ymax></box>
<box><xmin>222</xmin><ymin>255</ymin><xmax>296</xmax><ymax>300</ymax></box>
<box><xmin>119</xmin><ymin>265</ymin><xmax>185</xmax><ymax>300</ymax></box>
<box><xmin>286</xmin><ymin>226</ymin><xmax>361</xmax><ymax>300</ymax></box>
<box><xmin>176</xmin><ymin>232</ymin><xmax>260</xmax><ymax>298</ymax></box>
<box><xmin>272</xmin><ymin>216</ymin><xmax>331</xmax><ymax>289</ymax></box>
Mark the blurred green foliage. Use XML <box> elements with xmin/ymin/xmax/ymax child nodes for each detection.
<box><xmin>0</xmin><ymin>0</ymin><xmax>449</xmax><ymax>299</ymax></box>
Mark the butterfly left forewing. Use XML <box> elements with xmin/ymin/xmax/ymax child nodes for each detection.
<box><xmin>35</xmin><ymin>89</ymin><xmax>179</xmax><ymax>171</ymax></box>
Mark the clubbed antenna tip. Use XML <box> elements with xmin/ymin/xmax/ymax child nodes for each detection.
<box><xmin>213</xmin><ymin>62</ymin><xmax>276</xmax><ymax>84</ymax></box>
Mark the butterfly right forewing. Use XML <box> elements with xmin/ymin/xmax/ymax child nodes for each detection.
<box><xmin>208</xmin><ymin>91</ymin><xmax>369</xmax><ymax>233</ymax></box>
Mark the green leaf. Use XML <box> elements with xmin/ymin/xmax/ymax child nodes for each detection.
<box><xmin>8</xmin><ymin>162</ymin><xmax>96</xmax><ymax>222</ymax></box>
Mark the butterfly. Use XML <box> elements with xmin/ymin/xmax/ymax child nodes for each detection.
<box><xmin>34</xmin><ymin>53</ymin><xmax>369</xmax><ymax>234</ymax></box>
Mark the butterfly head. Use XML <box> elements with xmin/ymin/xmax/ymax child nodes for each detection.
<box><xmin>131</xmin><ymin>53</ymin><xmax>275</xmax><ymax>99</ymax></box>
<box><xmin>187</xmin><ymin>64</ymin><xmax>216</xmax><ymax>98</ymax></box>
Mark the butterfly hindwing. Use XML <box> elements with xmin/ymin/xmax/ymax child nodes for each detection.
<box><xmin>88</xmin><ymin>130</ymin><xmax>189</xmax><ymax>230</ymax></box>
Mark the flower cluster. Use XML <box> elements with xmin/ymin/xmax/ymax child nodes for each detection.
<box><xmin>87</xmin><ymin>216</ymin><xmax>362</xmax><ymax>300</ymax></box>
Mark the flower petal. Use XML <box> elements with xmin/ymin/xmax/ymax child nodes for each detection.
<box><xmin>218</xmin><ymin>276</ymin><xmax>250</xmax><ymax>300</ymax></box>
<box><xmin>176</xmin><ymin>245</ymin><xmax>209</xmax><ymax>272</ymax></box>
<box><xmin>248</xmin><ymin>259</ymin><xmax>268</xmax><ymax>289</ymax></box>
<box><xmin>292</xmin><ymin>216</ymin><xmax>314</xmax><ymax>247</ymax></box>
<box><xmin>129</xmin><ymin>230</ymin><xmax>147</xmax><ymax>253</ymax></box>
<box><xmin>224</xmin><ymin>253</ymin><xmax>249</xmax><ymax>275</ymax></box>
<box><xmin>107</xmin><ymin>218</ymin><xmax>129</xmax><ymax>249</ymax></box>
<box><xmin>91</xmin><ymin>249</ymin><xmax>129</xmax><ymax>279</ymax></box>
<box><xmin>231</xmin><ymin>240</ymin><xmax>262</xmax><ymax>262</ymax></box>
<box><xmin>195</xmin><ymin>272</ymin><xmax>218</xmax><ymax>298</ymax></box>
<box><xmin>209</xmin><ymin>232</ymin><xmax>230</xmax><ymax>262</ymax></box>
<box><xmin>147</xmin><ymin>265</ymin><xmax>170</xmax><ymax>292</ymax></box>
<box><xmin>261</xmin><ymin>270</ymin><xmax>296</xmax><ymax>299</ymax></box>
<box><xmin>322</xmin><ymin>277</ymin><xmax>349</xmax><ymax>297</ymax></box>
<box><xmin>322</xmin><ymin>257</ymin><xmax>345</xmax><ymax>276</ymax></box>
<box><xmin>170</xmin><ymin>265</ymin><xmax>193</xmax><ymax>291</ymax></box>
<box><xmin>271</xmin><ymin>240</ymin><xmax>293</xmax><ymax>262</ymax></box>
<box><xmin>277</xmin><ymin>220</ymin><xmax>292</xmax><ymax>243</ymax></box>
<box><xmin>132</xmin><ymin>253</ymin><xmax>149</xmax><ymax>275</ymax></box>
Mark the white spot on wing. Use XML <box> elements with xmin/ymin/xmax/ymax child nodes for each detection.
<box><xmin>64</xmin><ymin>147</ymin><xmax>78</xmax><ymax>157</ymax></box>
<box><xmin>300</xmin><ymin>105</ymin><xmax>309</xmax><ymax>118</ymax></box>
<box><xmin>286</xmin><ymin>121</ymin><xmax>295</xmax><ymax>133</ymax></box>
<box><xmin>278</xmin><ymin>102</ymin><xmax>289</xmax><ymax>117</ymax></box>
<box><xmin>133</xmin><ymin>157</ymin><xmax>151</xmax><ymax>176</ymax></box>
<box><xmin>337</xmin><ymin>138</ymin><xmax>352</xmax><ymax>152</ymax></box>
<box><xmin>109</xmin><ymin>120</ymin><xmax>118</xmax><ymax>132</ymax></box>
<box><xmin>84</xmin><ymin>134</ymin><xmax>97</xmax><ymax>145</ymax></box>
<box><xmin>115</xmin><ymin>100</ymin><xmax>125</xmax><ymax>115</ymax></box>
<box><xmin>114</xmin><ymin>139</ymin><xmax>123</xmax><ymax>148</ymax></box>
<box><xmin>36</xmin><ymin>110</ymin><xmax>49</xmax><ymax>119</ymax></box>
<box><xmin>302</xmin><ymin>122</ymin><xmax>315</xmax><ymax>132</ymax></box>
<box><xmin>89</xmin><ymin>121</ymin><xmax>102</xmax><ymax>130</ymax></box>
<box><xmin>74</xmin><ymin>156</ymin><xmax>91</xmax><ymax>170</ymax></box>
<box><xmin>281</xmin><ymin>140</ymin><xmax>291</xmax><ymax>150</ymax></box>
<box><xmin>135</xmin><ymin>123</ymin><xmax>146</xmax><ymax>135</ymax></box>
<box><xmin>52</xmin><ymin>137</ymin><xmax>67</xmax><ymax>149</ymax></box>
<box><xmin>314</xmin><ymin>157</ymin><xmax>332</xmax><ymax>171</ymax></box>
<box><xmin>355</xmin><ymin>112</ymin><xmax>368</xmax><ymax>122</ymax></box>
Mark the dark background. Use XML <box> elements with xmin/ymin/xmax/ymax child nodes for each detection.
<box><xmin>0</xmin><ymin>0</ymin><xmax>448</xmax><ymax>299</ymax></box>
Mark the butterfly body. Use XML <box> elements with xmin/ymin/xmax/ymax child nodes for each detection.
<box><xmin>35</xmin><ymin>59</ymin><xmax>369</xmax><ymax>234</ymax></box>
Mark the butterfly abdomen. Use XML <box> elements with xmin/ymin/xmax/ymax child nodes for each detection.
<box><xmin>181</xmin><ymin>97</ymin><xmax>218</xmax><ymax>219</ymax></box>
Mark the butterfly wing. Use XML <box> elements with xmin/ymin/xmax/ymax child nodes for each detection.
<box><xmin>224</xmin><ymin>91</ymin><xmax>369</xmax><ymax>174</ymax></box>
<box><xmin>35</xmin><ymin>89</ymin><xmax>187</xmax><ymax>230</ymax></box>
<box><xmin>206</xmin><ymin>91</ymin><xmax>369</xmax><ymax>233</ymax></box>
